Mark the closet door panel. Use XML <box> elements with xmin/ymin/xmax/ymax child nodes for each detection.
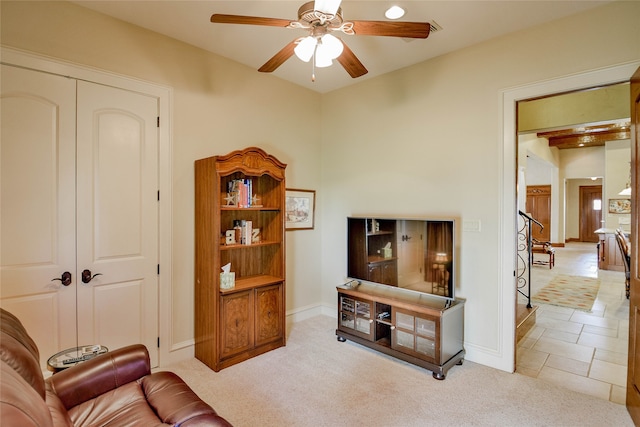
<box><xmin>75</xmin><ymin>81</ymin><xmax>159</xmax><ymax>365</ymax></box>
<box><xmin>0</xmin><ymin>65</ymin><xmax>77</xmax><ymax>365</ymax></box>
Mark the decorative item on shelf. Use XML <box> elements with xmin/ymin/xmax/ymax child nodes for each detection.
<box><xmin>233</xmin><ymin>220</ymin><xmax>242</xmax><ymax>243</ymax></box>
<box><xmin>252</xmin><ymin>228</ymin><xmax>261</xmax><ymax>243</ymax></box>
<box><xmin>251</xmin><ymin>194</ymin><xmax>262</xmax><ymax>207</ymax></box>
<box><xmin>224</xmin><ymin>192</ymin><xmax>238</xmax><ymax>206</ymax></box>
<box><xmin>220</xmin><ymin>263</ymin><xmax>235</xmax><ymax>290</ymax></box>
<box><xmin>380</xmin><ymin>242</ymin><xmax>392</xmax><ymax>258</ymax></box>
<box><xmin>225</xmin><ymin>230</ymin><xmax>236</xmax><ymax>245</ymax></box>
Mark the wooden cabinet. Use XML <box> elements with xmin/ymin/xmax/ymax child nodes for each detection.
<box><xmin>195</xmin><ymin>147</ymin><xmax>286</xmax><ymax>372</ymax></box>
<box><xmin>336</xmin><ymin>281</ymin><xmax>464</xmax><ymax>379</ymax></box>
<box><xmin>596</xmin><ymin>229</ymin><xmax>625</xmax><ymax>272</ymax></box>
<box><xmin>348</xmin><ymin>218</ymin><xmax>398</xmax><ymax>286</ymax></box>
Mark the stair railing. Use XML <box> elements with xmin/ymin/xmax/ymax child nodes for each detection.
<box><xmin>517</xmin><ymin>210</ymin><xmax>543</xmax><ymax>308</ymax></box>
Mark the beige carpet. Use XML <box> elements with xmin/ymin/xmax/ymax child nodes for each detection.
<box><xmin>532</xmin><ymin>274</ymin><xmax>601</xmax><ymax>312</ymax></box>
<box><xmin>165</xmin><ymin>315</ymin><xmax>633</xmax><ymax>426</ymax></box>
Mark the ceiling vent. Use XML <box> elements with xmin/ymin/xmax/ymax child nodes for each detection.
<box><xmin>429</xmin><ymin>21</ymin><xmax>443</xmax><ymax>34</ymax></box>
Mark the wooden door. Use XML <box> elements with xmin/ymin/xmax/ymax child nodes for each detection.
<box><xmin>75</xmin><ymin>81</ymin><xmax>159</xmax><ymax>366</ymax></box>
<box><xmin>256</xmin><ymin>285</ymin><xmax>282</xmax><ymax>346</ymax></box>
<box><xmin>0</xmin><ymin>65</ymin><xmax>78</xmax><ymax>366</ymax></box>
<box><xmin>526</xmin><ymin>185</ymin><xmax>551</xmax><ymax>241</ymax></box>
<box><xmin>626</xmin><ymin>66</ymin><xmax>640</xmax><ymax>423</ymax></box>
<box><xmin>397</xmin><ymin>220</ymin><xmax>424</xmax><ymax>286</ymax></box>
<box><xmin>220</xmin><ymin>291</ymin><xmax>253</xmax><ymax>358</ymax></box>
<box><xmin>579</xmin><ymin>185</ymin><xmax>602</xmax><ymax>243</ymax></box>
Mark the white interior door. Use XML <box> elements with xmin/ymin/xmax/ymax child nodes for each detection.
<box><xmin>75</xmin><ymin>81</ymin><xmax>159</xmax><ymax>366</ymax></box>
<box><xmin>0</xmin><ymin>65</ymin><xmax>78</xmax><ymax>364</ymax></box>
<box><xmin>1</xmin><ymin>66</ymin><xmax>159</xmax><ymax>368</ymax></box>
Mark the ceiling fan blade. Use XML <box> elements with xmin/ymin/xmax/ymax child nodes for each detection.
<box><xmin>351</xmin><ymin>20</ymin><xmax>430</xmax><ymax>38</ymax></box>
<box><xmin>258</xmin><ymin>40</ymin><xmax>298</xmax><ymax>73</ymax></box>
<box><xmin>211</xmin><ymin>14</ymin><xmax>292</xmax><ymax>28</ymax></box>
<box><xmin>336</xmin><ymin>41</ymin><xmax>368</xmax><ymax>78</ymax></box>
<box><xmin>314</xmin><ymin>0</ymin><xmax>342</xmax><ymax>15</ymax></box>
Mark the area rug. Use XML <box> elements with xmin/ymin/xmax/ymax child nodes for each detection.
<box><xmin>532</xmin><ymin>274</ymin><xmax>600</xmax><ymax>311</ymax></box>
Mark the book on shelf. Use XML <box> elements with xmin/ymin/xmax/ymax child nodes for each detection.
<box><xmin>241</xmin><ymin>220</ymin><xmax>252</xmax><ymax>245</ymax></box>
<box><xmin>227</xmin><ymin>178</ymin><xmax>253</xmax><ymax>207</ymax></box>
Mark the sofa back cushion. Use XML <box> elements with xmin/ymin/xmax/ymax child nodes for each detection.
<box><xmin>0</xmin><ymin>308</ymin><xmax>46</xmax><ymax>399</ymax></box>
<box><xmin>1</xmin><ymin>360</ymin><xmax>53</xmax><ymax>426</ymax></box>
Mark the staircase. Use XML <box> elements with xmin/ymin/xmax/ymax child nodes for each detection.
<box><xmin>516</xmin><ymin>211</ymin><xmax>541</xmax><ymax>343</ymax></box>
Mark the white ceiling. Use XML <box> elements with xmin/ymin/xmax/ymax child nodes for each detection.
<box><xmin>73</xmin><ymin>1</ymin><xmax>613</xmax><ymax>93</ymax></box>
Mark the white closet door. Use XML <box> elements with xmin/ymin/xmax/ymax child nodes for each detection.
<box><xmin>0</xmin><ymin>65</ymin><xmax>78</xmax><ymax>363</ymax></box>
<box><xmin>75</xmin><ymin>81</ymin><xmax>159</xmax><ymax>366</ymax></box>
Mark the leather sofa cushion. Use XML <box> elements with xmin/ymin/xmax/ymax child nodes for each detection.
<box><xmin>142</xmin><ymin>371</ymin><xmax>224</xmax><ymax>424</ymax></box>
<box><xmin>1</xmin><ymin>360</ymin><xmax>53</xmax><ymax>427</ymax></box>
<box><xmin>0</xmin><ymin>309</ymin><xmax>45</xmax><ymax>399</ymax></box>
<box><xmin>67</xmin><ymin>380</ymin><xmax>165</xmax><ymax>426</ymax></box>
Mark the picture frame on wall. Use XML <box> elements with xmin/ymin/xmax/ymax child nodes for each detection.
<box><xmin>285</xmin><ymin>189</ymin><xmax>315</xmax><ymax>230</ymax></box>
<box><xmin>608</xmin><ymin>198</ymin><xmax>631</xmax><ymax>214</ymax></box>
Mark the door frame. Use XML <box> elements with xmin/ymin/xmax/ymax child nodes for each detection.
<box><xmin>500</xmin><ymin>60</ymin><xmax>640</xmax><ymax>374</ymax></box>
<box><xmin>1</xmin><ymin>47</ymin><xmax>184</xmax><ymax>367</ymax></box>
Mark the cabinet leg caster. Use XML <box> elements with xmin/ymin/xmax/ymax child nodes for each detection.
<box><xmin>457</xmin><ymin>359</ymin><xmax>464</xmax><ymax>365</ymax></box>
<box><xmin>433</xmin><ymin>372</ymin><xmax>446</xmax><ymax>380</ymax></box>
<box><xmin>337</xmin><ymin>336</ymin><xmax>346</xmax><ymax>342</ymax></box>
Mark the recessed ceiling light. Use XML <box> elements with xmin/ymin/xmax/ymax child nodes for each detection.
<box><xmin>385</xmin><ymin>5</ymin><xmax>405</xmax><ymax>20</ymax></box>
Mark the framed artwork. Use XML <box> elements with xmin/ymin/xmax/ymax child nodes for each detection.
<box><xmin>608</xmin><ymin>198</ymin><xmax>631</xmax><ymax>214</ymax></box>
<box><xmin>285</xmin><ymin>189</ymin><xmax>315</xmax><ymax>230</ymax></box>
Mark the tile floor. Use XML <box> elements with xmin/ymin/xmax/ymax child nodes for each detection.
<box><xmin>516</xmin><ymin>242</ymin><xmax>629</xmax><ymax>405</ymax></box>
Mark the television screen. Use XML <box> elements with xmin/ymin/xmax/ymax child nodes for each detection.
<box><xmin>347</xmin><ymin>217</ymin><xmax>455</xmax><ymax>300</ymax></box>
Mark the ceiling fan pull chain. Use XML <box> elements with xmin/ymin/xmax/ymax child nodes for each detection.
<box><xmin>311</xmin><ymin>44</ymin><xmax>318</xmax><ymax>82</ymax></box>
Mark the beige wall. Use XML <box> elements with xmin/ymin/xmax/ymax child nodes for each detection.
<box><xmin>1</xmin><ymin>1</ymin><xmax>324</xmax><ymax>358</ymax></box>
<box><xmin>2</xmin><ymin>0</ymin><xmax>640</xmax><ymax>372</ymax></box>
<box><xmin>319</xmin><ymin>1</ymin><xmax>639</xmax><ymax>370</ymax></box>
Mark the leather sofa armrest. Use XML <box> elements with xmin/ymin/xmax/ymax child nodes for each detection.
<box><xmin>46</xmin><ymin>344</ymin><xmax>151</xmax><ymax>410</ymax></box>
<box><xmin>142</xmin><ymin>371</ymin><xmax>233</xmax><ymax>426</ymax></box>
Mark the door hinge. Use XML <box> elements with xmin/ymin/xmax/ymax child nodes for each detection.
<box><xmin>157</xmin><ymin>337</ymin><xmax>160</xmax><ymax>348</ymax></box>
<box><xmin>157</xmin><ymin>190</ymin><xmax>160</xmax><ymax>201</ymax></box>
<box><xmin>157</xmin><ymin>116</ymin><xmax>160</xmax><ymax>127</ymax></box>
<box><xmin>157</xmin><ymin>264</ymin><xmax>160</xmax><ymax>275</ymax></box>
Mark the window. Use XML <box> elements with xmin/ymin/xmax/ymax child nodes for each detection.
<box><xmin>593</xmin><ymin>199</ymin><xmax>602</xmax><ymax>211</ymax></box>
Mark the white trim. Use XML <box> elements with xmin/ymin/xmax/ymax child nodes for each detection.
<box><xmin>500</xmin><ymin>61</ymin><xmax>640</xmax><ymax>373</ymax></box>
<box><xmin>1</xmin><ymin>46</ymin><xmax>177</xmax><ymax>368</ymax></box>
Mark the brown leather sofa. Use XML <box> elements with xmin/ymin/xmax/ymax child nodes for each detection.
<box><xmin>0</xmin><ymin>308</ymin><xmax>232</xmax><ymax>426</ymax></box>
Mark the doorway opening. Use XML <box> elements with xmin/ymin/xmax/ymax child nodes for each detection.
<box><xmin>514</xmin><ymin>82</ymin><xmax>630</xmax><ymax>404</ymax></box>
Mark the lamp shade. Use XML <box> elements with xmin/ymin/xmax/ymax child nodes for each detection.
<box><xmin>319</xmin><ymin>34</ymin><xmax>343</xmax><ymax>59</ymax></box>
<box><xmin>619</xmin><ymin>187</ymin><xmax>632</xmax><ymax>196</ymax></box>
<box><xmin>294</xmin><ymin>36</ymin><xmax>317</xmax><ymax>62</ymax></box>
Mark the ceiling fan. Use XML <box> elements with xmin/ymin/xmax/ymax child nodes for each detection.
<box><xmin>211</xmin><ymin>0</ymin><xmax>431</xmax><ymax>80</ymax></box>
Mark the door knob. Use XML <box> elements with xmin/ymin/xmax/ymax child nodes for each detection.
<box><xmin>81</xmin><ymin>269</ymin><xmax>102</xmax><ymax>284</ymax></box>
<box><xmin>52</xmin><ymin>271</ymin><xmax>72</xmax><ymax>286</ymax></box>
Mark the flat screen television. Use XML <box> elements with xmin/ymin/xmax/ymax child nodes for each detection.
<box><xmin>347</xmin><ymin>217</ymin><xmax>455</xmax><ymax>300</ymax></box>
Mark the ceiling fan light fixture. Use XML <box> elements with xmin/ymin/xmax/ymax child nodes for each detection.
<box><xmin>619</xmin><ymin>187</ymin><xmax>632</xmax><ymax>196</ymax></box>
<box><xmin>315</xmin><ymin>54</ymin><xmax>333</xmax><ymax>68</ymax></box>
<box><xmin>385</xmin><ymin>5</ymin><xmax>405</xmax><ymax>20</ymax></box>
<box><xmin>319</xmin><ymin>33</ymin><xmax>343</xmax><ymax>59</ymax></box>
<box><xmin>294</xmin><ymin>36</ymin><xmax>317</xmax><ymax>62</ymax></box>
